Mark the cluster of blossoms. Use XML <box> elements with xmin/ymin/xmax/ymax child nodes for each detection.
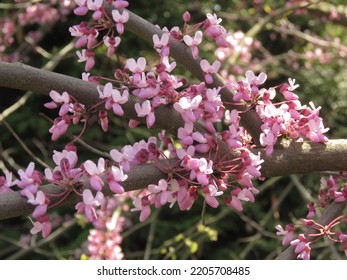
<box><xmin>0</xmin><ymin>0</ymin><xmax>75</xmax><ymax>62</ymax></box>
<box><xmin>44</xmin><ymin>90</ymin><xmax>89</xmax><ymax>140</ymax></box>
<box><xmin>86</xmin><ymin>196</ymin><xmax>130</xmax><ymax>259</ymax></box>
<box><xmin>225</xmin><ymin>71</ymin><xmax>329</xmax><ymax>156</ymax></box>
<box><xmin>215</xmin><ymin>31</ymin><xmax>261</xmax><ymax>74</ymax></box>
<box><xmin>276</xmin><ymin>172</ymin><xmax>347</xmax><ymax>259</ymax></box>
<box><xmin>1</xmin><ymin>0</ymin><xmax>344</xmax><ymax>261</ymax></box>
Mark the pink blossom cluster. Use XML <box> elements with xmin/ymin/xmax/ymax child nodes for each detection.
<box><xmin>9</xmin><ymin>143</ymin><xmax>129</xmax><ymax>238</ymax></box>
<box><xmin>44</xmin><ymin>90</ymin><xmax>88</xmax><ymax>140</ymax></box>
<box><xmin>70</xmin><ymin>0</ymin><xmax>129</xmax><ymax>72</ymax></box>
<box><xmin>226</xmin><ymin>71</ymin><xmax>329</xmax><ymax>156</ymax></box>
<box><xmin>16</xmin><ymin>162</ymin><xmax>52</xmax><ymax>238</ymax></box>
<box><xmin>215</xmin><ymin>31</ymin><xmax>261</xmax><ymax>66</ymax></box>
<box><xmin>0</xmin><ymin>1</ymin><xmax>75</xmax><ymax>62</ymax></box>
<box><xmin>87</xmin><ymin>196</ymin><xmax>130</xmax><ymax>259</ymax></box>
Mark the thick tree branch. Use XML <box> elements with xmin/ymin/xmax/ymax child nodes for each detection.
<box><xmin>0</xmin><ymin>138</ymin><xmax>346</xmax><ymax>220</ymax></box>
<box><xmin>0</xmin><ymin>62</ymin><xmax>186</xmax><ymax>136</ymax></box>
<box><xmin>0</xmin><ymin>162</ymin><xmax>167</xmax><ymax>220</ymax></box>
<box><xmin>255</xmin><ymin>139</ymin><xmax>347</xmax><ymax>177</ymax></box>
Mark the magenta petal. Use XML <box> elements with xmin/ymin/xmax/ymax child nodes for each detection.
<box><xmin>109</xmin><ymin>181</ymin><xmax>124</xmax><ymax>194</ymax></box>
<box><xmin>74</xmin><ymin>6</ymin><xmax>88</xmax><ymax>16</ymax></box>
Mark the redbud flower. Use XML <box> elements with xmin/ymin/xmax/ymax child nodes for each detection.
<box><xmin>200</xmin><ymin>59</ymin><xmax>221</xmax><ymax>84</ymax></box>
<box><xmin>275</xmin><ymin>224</ymin><xmax>295</xmax><ymax>245</ymax></box>
<box><xmin>297</xmin><ymin>243</ymin><xmax>311</xmax><ymax>260</ymax></box>
<box><xmin>76</xmin><ymin>189</ymin><xmax>104</xmax><ymax>222</ymax></box>
<box><xmin>111</xmin><ymin>9</ymin><xmax>129</xmax><ymax>35</ymax></box>
<box><xmin>30</xmin><ymin>215</ymin><xmax>52</xmax><ymax>238</ymax></box>
<box><xmin>17</xmin><ymin>162</ymin><xmax>42</xmax><ymax>195</ymax></box>
<box><xmin>107</xmin><ymin>166</ymin><xmax>128</xmax><ymax>194</ymax></box>
<box><xmin>131</xmin><ymin>196</ymin><xmax>151</xmax><ymax>222</ymax></box>
<box><xmin>148</xmin><ymin>179</ymin><xmax>169</xmax><ymax>207</ymax></box>
<box><xmin>0</xmin><ymin>171</ymin><xmax>17</xmax><ymax>194</ymax></box>
<box><xmin>76</xmin><ymin>49</ymin><xmax>95</xmax><ymax>72</ymax></box>
<box><xmin>153</xmin><ymin>33</ymin><xmax>170</xmax><ymax>57</ymax></box>
<box><xmin>24</xmin><ymin>190</ymin><xmax>48</xmax><ymax>218</ymax></box>
<box><xmin>98</xmin><ymin>82</ymin><xmax>129</xmax><ymax>116</ymax></box>
<box><xmin>87</xmin><ymin>0</ymin><xmax>104</xmax><ymax>20</ymax></box>
<box><xmin>126</xmin><ymin>57</ymin><xmax>147</xmax><ymax>85</ymax></box>
<box><xmin>291</xmin><ymin>233</ymin><xmax>307</xmax><ymax>254</ymax></box>
<box><xmin>83</xmin><ymin>158</ymin><xmax>106</xmax><ymax>191</ymax></box>
<box><xmin>134</xmin><ymin>100</ymin><xmax>155</xmax><ymax>128</ymax></box>
<box><xmin>103</xmin><ymin>36</ymin><xmax>121</xmax><ymax>57</ymax></box>
<box><xmin>183</xmin><ymin>31</ymin><xmax>202</xmax><ymax>60</ymax></box>
<box><xmin>98</xmin><ymin>111</ymin><xmax>108</xmax><ymax>132</ymax></box>
<box><xmin>74</xmin><ymin>0</ymin><xmax>88</xmax><ymax>16</ymax></box>
<box><xmin>306</xmin><ymin>202</ymin><xmax>316</xmax><ymax>218</ymax></box>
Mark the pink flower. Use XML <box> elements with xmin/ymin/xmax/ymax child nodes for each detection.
<box><xmin>275</xmin><ymin>224</ymin><xmax>295</xmax><ymax>246</ymax></box>
<box><xmin>290</xmin><ymin>233</ymin><xmax>307</xmax><ymax>254</ymax></box>
<box><xmin>0</xmin><ymin>171</ymin><xmax>17</xmax><ymax>194</ymax></box>
<box><xmin>84</xmin><ymin>158</ymin><xmax>106</xmax><ymax>191</ymax></box>
<box><xmin>98</xmin><ymin>82</ymin><xmax>129</xmax><ymax>116</ymax></box>
<box><xmin>153</xmin><ymin>33</ymin><xmax>170</xmax><ymax>57</ymax></box>
<box><xmin>30</xmin><ymin>215</ymin><xmax>52</xmax><ymax>238</ymax></box>
<box><xmin>111</xmin><ymin>10</ymin><xmax>129</xmax><ymax>34</ymax></box>
<box><xmin>200</xmin><ymin>59</ymin><xmax>221</xmax><ymax>84</ymax></box>
<box><xmin>17</xmin><ymin>162</ymin><xmax>42</xmax><ymax>195</ymax></box>
<box><xmin>177</xmin><ymin>185</ymin><xmax>197</xmax><ymax>211</ymax></box>
<box><xmin>203</xmin><ymin>13</ymin><xmax>228</xmax><ymax>47</ymax></box>
<box><xmin>87</xmin><ymin>0</ymin><xmax>103</xmax><ymax>20</ymax></box>
<box><xmin>126</xmin><ymin>57</ymin><xmax>147</xmax><ymax>84</ymax></box>
<box><xmin>203</xmin><ymin>184</ymin><xmax>223</xmax><ymax>208</ymax></box>
<box><xmin>259</xmin><ymin>130</ymin><xmax>276</xmax><ymax>156</ymax></box>
<box><xmin>103</xmin><ymin>36</ymin><xmax>121</xmax><ymax>57</ymax></box>
<box><xmin>173</xmin><ymin>95</ymin><xmax>202</xmax><ymax>123</ymax></box>
<box><xmin>49</xmin><ymin>116</ymin><xmax>70</xmax><ymax>140</ymax></box>
<box><xmin>297</xmin><ymin>243</ymin><xmax>311</xmax><ymax>260</ymax></box>
<box><xmin>76</xmin><ymin>49</ymin><xmax>95</xmax><ymax>72</ymax></box>
<box><xmin>99</xmin><ymin>110</ymin><xmax>108</xmax><ymax>132</ymax></box>
<box><xmin>44</xmin><ymin>90</ymin><xmax>71</xmax><ymax>116</ymax></box>
<box><xmin>134</xmin><ymin>100</ymin><xmax>155</xmax><ymax>128</ymax></box>
<box><xmin>107</xmin><ymin>166</ymin><xmax>128</xmax><ymax>194</ymax></box>
<box><xmin>183</xmin><ymin>11</ymin><xmax>191</xmax><ymax>22</ymax></box>
<box><xmin>183</xmin><ymin>31</ymin><xmax>203</xmax><ymax>60</ymax></box>
<box><xmin>244</xmin><ymin>70</ymin><xmax>267</xmax><ymax>86</ymax></box>
<box><xmin>23</xmin><ymin>189</ymin><xmax>48</xmax><ymax>218</ymax></box>
<box><xmin>306</xmin><ymin>202</ymin><xmax>316</xmax><ymax>218</ymax></box>
<box><xmin>131</xmin><ymin>196</ymin><xmax>151</xmax><ymax>222</ymax></box>
<box><xmin>126</xmin><ymin>57</ymin><xmax>146</xmax><ymax>72</ymax></box>
<box><xmin>226</xmin><ymin>190</ymin><xmax>243</xmax><ymax>212</ymax></box>
<box><xmin>76</xmin><ymin>189</ymin><xmax>104</xmax><ymax>222</ymax></box>
<box><xmin>74</xmin><ymin>0</ymin><xmax>88</xmax><ymax>16</ymax></box>
<box><xmin>148</xmin><ymin>179</ymin><xmax>169</xmax><ymax>207</ymax></box>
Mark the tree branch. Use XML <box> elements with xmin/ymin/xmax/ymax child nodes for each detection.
<box><xmin>0</xmin><ymin>61</ymin><xmax>185</xmax><ymax>136</ymax></box>
<box><xmin>0</xmin><ymin>162</ymin><xmax>167</xmax><ymax>220</ymax></box>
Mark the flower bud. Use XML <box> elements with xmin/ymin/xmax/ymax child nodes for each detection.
<box><xmin>183</xmin><ymin>11</ymin><xmax>190</xmax><ymax>22</ymax></box>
